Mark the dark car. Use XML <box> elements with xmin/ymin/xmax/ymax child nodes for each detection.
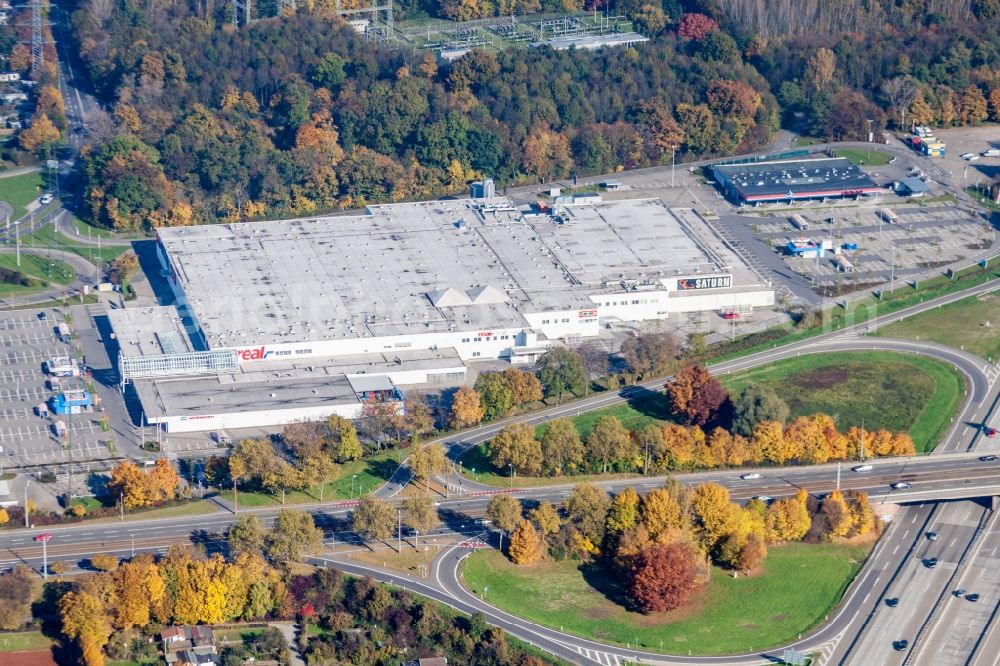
<box><xmin>980</xmin><ymin>455</ymin><xmax>998</xmax><ymax>462</ymax></box>
<box><xmin>927</xmin><ymin>532</ymin><xmax>939</xmax><ymax>541</ymax></box>
<box><xmin>954</xmin><ymin>589</ymin><xmax>966</xmax><ymax>597</ymax></box>
<box><xmin>967</xmin><ymin>593</ymin><xmax>980</xmax><ymax>602</ymax></box>
<box><xmin>926</xmin><ymin>557</ymin><xmax>938</xmax><ymax>569</ymax></box>
<box><xmin>894</xmin><ymin>639</ymin><xmax>909</xmax><ymax>651</ymax></box>
<box><xmin>37</xmin><ymin>311</ymin><xmax>47</xmax><ymax>320</ymax></box>
<box><xmin>886</xmin><ymin>597</ymin><xmax>899</xmax><ymax>607</ymax></box>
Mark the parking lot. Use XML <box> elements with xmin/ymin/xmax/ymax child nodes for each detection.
<box><xmin>0</xmin><ymin>308</ymin><xmax>120</xmax><ymax>466</ymax></box>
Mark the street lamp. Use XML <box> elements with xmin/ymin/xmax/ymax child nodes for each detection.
<box><xmin>508</xmin><ymin>463</ymin><xmax>514</xmax><ymax>488</ymax></box>
<box><xmin>34</xmin><ymin>532</ymin><xmax>52</xmax><ymax>579</ymax></box>
<box><xmin>866</xmin><ymin>119</ymin><xmax>873</xmax><ymax>162</ymax></box>
<box><xmin>351</xmin><ymin>474</ymin><xmax>357</xmax><ymax>498</ymax></box>
<box><xmin>670</xmin><ymin>144</ymin><xmax>678</xmax><ymax>188</ymax></box>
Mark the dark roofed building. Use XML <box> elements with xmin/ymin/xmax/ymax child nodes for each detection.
<box><xmin>710</xmin><ymin>157</ymin><xmax>882</xmax><ymax>204</ymax></box>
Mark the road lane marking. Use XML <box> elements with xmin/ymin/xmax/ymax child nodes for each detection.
<box><xmin>893</xmin><ymin>545</ymin><xmax>900</xmax><ymax>555</ymax></box>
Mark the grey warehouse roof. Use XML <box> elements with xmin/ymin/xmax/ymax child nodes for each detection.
<box><xmin>711</xmin><ymin>158</ymin><xmax>880</xmax><ymax>201</ymax></box>
<box><xmin>157</xmin><ymin>197</ymin><xmax>730</xmax><ymax>348</ymax></box>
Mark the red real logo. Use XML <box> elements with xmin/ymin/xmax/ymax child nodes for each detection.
<box><xmin>237</xmin><ymin>346</ymin><xmax>272</xmax><ymax>361</ymax></box>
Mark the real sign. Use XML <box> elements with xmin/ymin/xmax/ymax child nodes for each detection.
<box><xmin>676</xmin><ymin>275</ymin><xmax>732</xmax><ymax>291</ymax></box>
<box><xmin>236</xmin><ymin>346</ymin><xmax>272</xmax><ymax>361</ymax></box>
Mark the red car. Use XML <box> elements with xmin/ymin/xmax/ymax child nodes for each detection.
<box><xmin>721</xmin><ymin>311</ymin><xmax>742</xmax><ymax>320</ymax></box>
<box><xmin>986</xmin><ymin>427</ymin><xmax>997</xmax><ymax>438</ymax></box>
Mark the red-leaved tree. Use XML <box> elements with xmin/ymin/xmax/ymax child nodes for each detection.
<box><xmin>677</xmin><ymin>13</ymin><xmax>718</xmax><ymax>41</ymax></box>
<box><xmin>665</xmin><ymin>365</ymin><xmax>731</xmax><ymax>427</ymax></box>
<box><xmin>628</xmin><ymin>543</ymin><xmax>699</xmax><ymax>613</ymax></box>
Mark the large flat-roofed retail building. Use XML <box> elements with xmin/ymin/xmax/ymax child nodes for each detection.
<box><xmin>710</xmin><ymin>157</ymin><xmax>883</xmax><ymax>205</ymax></box>
<box><xmin>115</xmin><ymin>197</ymin><xmax>774</xmax><ymax>433</ymax></box>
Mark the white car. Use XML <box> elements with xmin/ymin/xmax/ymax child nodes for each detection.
<box><xmin>961</xmin><ymin>153</ymin><xmax>975</xmax><ymax>160</ymax></box>
<box><xmin>741</xmin><ymin>472</ymin><xmax>761</xmax><ymax>480</ymax></box>
<box><xmin>753</xmin><ymin>495</ymin><xmax>772</xmax><ymax>503</ymax></box>
<box><xmin>968</xmin><ymin>155</ymin><xmax>980</xmax><ymax>161</ymax></box>
<box><xmin>853</xmin><ymin>464</ymin><xmax>873</xmax><ymax>472</ymax></box>
<box><xmin>39</xmin><ymin>193</ymin><xmax>53</xmax><ymax>205</ymax></box>
<box><xmin>892</xmin><ymin>481</ymin><xmax>912</xmax><ymax>490</ymax></box>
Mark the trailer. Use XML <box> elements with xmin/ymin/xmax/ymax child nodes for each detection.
<box><xmin>880</xmin><ymin>208</ymin><xmax>899</xmax><ymax>224</ymax></box>
<box><xmin>834</xmin><ymin>254</ymin><xmax>854</xmax><ymax>272</ymax></box>
<box><xmin>789</xmin><ymin>213</ymin><xmax>810</xmax><ymax>231</ymax></box>
<box><xmin>52</xmin><ymin>388</ymin><xmax>94</xmax><ymax>415</ymax></box>
<box><xmin>56</xmin><ymin>322</ymin><xmax>71</xmax><ymax>343</ymax></box>
<box><xmin>45</xmin><ymin>357</ymin><xmax>80</xmax><ymax>377</ymax></box>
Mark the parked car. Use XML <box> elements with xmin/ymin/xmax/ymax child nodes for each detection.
<box><xmin>853</xmin><ymin>464</ymin><xmax>873</xmax><ymax>472</ymax></box>
<box><xmin>740</xmin><ymin>472</ymin><xmax>761</xmax><ymax>480</ymax></box>
<box><xmin>961</xmin><ymin>152</ymin><xmax>975</xmax><ymax>159</ymax></box>
<box><xmin>39</xmin><ymin>192</ymin><xmax>53</xmax><ymax>205</ymax></box>
<box><xmin>925</xmin><ymin>557</ymin><xmax>938</xmax><ymax>569</ymax></box>
<box><xmin>968</xmin><ymin>155</ymin><xmax>981</xmax><ymax>161</ymax></box>
<box><xmin>927</xmin><ymin>532</ymin><xmax>939</xmax><ymax>541</ymax></box>
<box><xmin>37</xmin><ymin>311</ymin><xmax>47</xmax><ymax>320</ymax></box>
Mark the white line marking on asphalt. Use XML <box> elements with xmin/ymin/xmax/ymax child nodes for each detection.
<box><xmin>863</xmin><ymin>593</ymin><xmax>871</xmax><ymax>604</ymax></box>
<box><xmin>893</xmin><ymin>545</ymin><xmax>900</xmax><ymax>555</ymax></box>
<box><xmin>950</xmin><ymin>538</ymin><xmax>957</xmax><ymax>548</ymax></box>
<box><xmin>912</xmin><ymin>514</ymin><xmax>918</xmax><ymax>524</ymax></box>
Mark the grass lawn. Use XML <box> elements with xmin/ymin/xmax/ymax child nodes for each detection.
<box><xmin>0</xmin><ymin>171</ymin><xmax>47</xmax><ymax>220</ymax></box>
<box><xmin>341</xmin><ymin>543</ymin><xmax>440</xmax><ymax>576</ymax></box>
<box><xmin>875</xmin><ymin>291</ymin><xmax>1000</xmax><ymax>363</ymax></box>
<box><xmin>967</xmin><ymin>187</ymin><xmax>1000</xmax><ymax>213</ymax></box>
<box><xmin>0</xmin><ymin>251</ymin><xmax>76</xmax><ymax>299</ymax></box>
<box><xmin>23</xmin><ymin>222</ymin><xmax>128</xmax><ymax>267</ymax></box>
<box><xmin>214</xmin><ymin>627</ymin><xmax>265</xmax><ymax>643</ymax></box>
<box><xmin>720</xmin><ymin>351</ymin><xmax>964</xmax><ymax>453</ymax></box>
<box><xmin>219</xmin><ymin>452</ymin><xmax>401</xmax><ymax>507</ymax></box>
<box><xmin>0</xmin><ymin>631</ymin><xmax>54</xmax><ymax>652</ymax></box>
<box><xmin>833</xmin><ymin>148</ymin><xmax>892</xmax><ymax>166</ymax></box>
<box><xmin>463</xmin><ymin>541</ymin><xmax>870</xmax><ymax>655</ymax></box>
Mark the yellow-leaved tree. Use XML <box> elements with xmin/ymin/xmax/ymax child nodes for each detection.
<box><xmin>508</xmin><ymin>519</ymin><xmax>543</xmax><ymax>565</ymax></box>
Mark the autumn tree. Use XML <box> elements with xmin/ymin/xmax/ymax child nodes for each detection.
<box><xmin>59</xmin><ymin>590</ymin><xmax>113</xmax><ymax>666</ymax></box>
<box><xmin>521</xmin><ymin>128</ymin><xmax>573</xmax><ymax>181</ymax></box>
<box><xmin>327</xmin><ymin>415</ymin><xmax>363</xmax><ymax>462</ymax></box>
<box><xmin>666</xmin><ymin>365</ymin><xmax>730</xmax><ymax>427</ymax></box>
<box><xmin>677</xmin><ymin>12</ymin><xmax>717</xmax><ymax>41</ymax></box>
<box><xmin>605</xmin><ymin>487</ymin><xmax>641</xmax><ymax>547</ymax></box>
<box><xmin>403</xmin><ymin>392</ymin><xmax>435</xmax><ymax>437</ymax></box>
<box><xmin>508</xmin><ymin>519</ymin><xmax>544</xmax><ymax>565</ymax></box>
<box><xmin>450</xmin><ymin>386</ymin><xmax>484</xmax><ymax>428</ymax></box>
<box><xmin>731</xmin><ymin>384</ymin><xmax>789</xmax><ymax>437</ymax></box>
<box><xmin>752</xmin><ymin>420</ymin><xmax>796</xmax><ymax>465</ymax></box>
<box><xmin>228</xmin><ymin>514</ymin><xmax>266</xmax><ymax>557</ymax></box>
<box><xmin>820</xmin><ymin>490</ymin><xmax>853</xmax><ymax>538</ymax></box>
<box><xmin>640</xmin><ymin>487</ymin><xmax>685</xmax><ymax>540</ymax></box>
<box><xmin>529</xmin><ymin>501</ymin><xmax>561</xmax><ymax>537</ymax></box>
<box><xmin>540</xmin><ymin>418</ymin><xmax>584</xmax><ymax>475</ymax></box>
<box><xmin>90</xmin><ymin>554</ymin><xmax>119</xmax><ymax>572</ymax></box>
<box><xmin>764</xmin><ymin>490</ymin><xmax>811</xmax><ymax>542</ymax></box>
<box><xmin>846</xmin><ymin>490</ymin><xmax>878</xmax><ymax>537</ymax></box>
<box><xmin>353</xmin><ymin>495</ymin><xmax>396</xmax><ymax>546</ymax></box>
<box><xmin>691</xmin><ymin>482</ymin><xmax>738</xmax><ymax>550</ymax></box>
<box><xmin>147</xmin><ymin>459</ymin><xmax>180</xmax><ymax>502</ymax></box>
<box><xmin>475</xmin><ymin>371</ymin><xmax>515</xmax><ymax>421</ymax></box>
<box><xmin>266</xmin><ymin>510</ymin><xmax>324</xmax><ymax>562</ymax></box>
<box><xmin>485</xmin><ymin>494</ymin><xmax>522</xmax><ymax>534</ymax></box>
<box><xmin>410</xmin><ymin>443</ymin><xmax>448</xmax><ymax>493</ymax></box>
<box><xmin>107</xmin><ymin>461</ymin><xmax>151</xmax><ymax>509</ymax></box>
<box><xmin>0</xmin><ymin>566</ymin><xmax>35</xmax><ymax>630</ymax></box>
<box><xmin>401</xmin><ymin>497</ymin><xmax>440</xmax><ymax>546</ymax></box>
<box><xmin>488</xmin><ymin>423</ymin><xmax>543</xmax><ymax>477</ymax></box>
<box><xmin>500</xmin><ymin>367</ymin><xmax>543</xmax><ymax>405</ymax></box>
<box><xmin>564</xmin><ymin>483</ymin><xmax>611</xmax><ymax>548</ymax></box>
<box><xmin>358</xmin><ymin>398</ymin><xmax>401</xmax><ymax>447</ymax></box>
<box><xmin>19</xmin><ymin>113</ymin><xmax>61</xmax><ymax>154</ymax></box>
<box><xmin>619</xmin><ymin>331</ymin><xmax>678</xmax><ymax>378</ymax></box>
<box><xmin>628</xmin><ymin>543</ymin><xmax>699</xmax><ymax>613</ymax></box>
<box><xmin>537</xmin><ymin>347</ymin><xmax>587</xmax><ymax>401</ymax></box>
<box><xmin>586</xmin><ymin>416</ymin><xmax>637</xmax><ymax>473</ymax></box>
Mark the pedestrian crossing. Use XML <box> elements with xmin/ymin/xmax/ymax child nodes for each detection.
<box><xmin>570</xmin><ymin>646</ymin><xmax>625</xmax><ymax>665</ymax></box>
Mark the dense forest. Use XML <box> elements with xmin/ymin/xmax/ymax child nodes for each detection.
<box><xmin>3</xmin><ymin>0</ymin><xmax>999</xmax><ymax>230</ymax></box>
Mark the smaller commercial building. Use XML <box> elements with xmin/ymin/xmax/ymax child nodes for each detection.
<box><xmin>52</xmin><ymin>389</ymin><xmax>94</xmax><ymax>415</ymax></box>
<box><xmin>784</xmin><ymin>239</ymin><xmax>829</xmax><ymax>258</ymax></box>
<box><xmin>896</xmin><ymin>177</ymin><xmax>929</xmax><ymax>197</ymax></box>
<box><xmin>710</xmin><ymin>157</ymin><xmax>882</xmax><ymax>205</ymax></box>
